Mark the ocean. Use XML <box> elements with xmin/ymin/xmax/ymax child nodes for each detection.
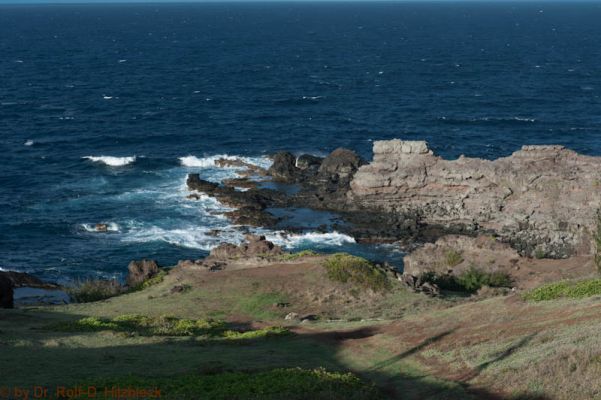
<box><xmin>1</xmin><ymin>2</ymin><xmax>601</xmax><ymax>283</ymax></box>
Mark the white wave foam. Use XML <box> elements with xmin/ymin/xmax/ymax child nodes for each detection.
<box><xmin>24</xmin><ymin>140</ymin><xmax>34</xmax><ymax>146</ymax></box>
<box><xmin>83</xmin><ymin>155</ymin><xmax>136</xmax><ymax>167</ymax></box>
<box><xmin>122</xmin><ymin>225</ymin><xmax>243</xmax><ymax>250</ymax></box>
<box><xmin>264</xmin><ymin>231</ymin><xmax>356</xmax><ymax>248</ymax></box>
<box><xmin>179</xmin><ymin>154</ymin><xmax>272</xmax><ymax>170</ymax></box>
<box><xmin>81</xmin><ymin>222</ymin><xmax>120</xmax><ymax>233</ymax></box>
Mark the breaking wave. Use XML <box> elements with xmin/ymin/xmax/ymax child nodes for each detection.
<box><xmin>179</xmin><ymin>154</ymin><xmax>272</xmax><ymax>169</ymax></box>
<box><xmin>83</xmin><ymin>155</ymin><xmax>137</xmax><ymax>167</ymax></box>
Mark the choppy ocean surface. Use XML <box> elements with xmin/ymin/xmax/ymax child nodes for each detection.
<box><xmin>1</xmin><ymin>2</ymin><xmax>601</xmax><ymax>283</ymax></box>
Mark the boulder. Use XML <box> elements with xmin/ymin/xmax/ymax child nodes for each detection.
<box><xmin>0</xmin><ymin>275</ymin><xmax>14</xmax><ymax>309</ymax></box>
<box><xmin>126</xmin><ymin>259</ymin><xmax>160</xmax><ymax>288</ymax></box>
<box><xmin>318</xmin><ymin>148</ymin><xmax>364</xmax><ymax>182</ymax></box>
<box><xmin>268</xmin><ymin>152</ymin><xmax>299</xmax><ymax>182</ymax></box>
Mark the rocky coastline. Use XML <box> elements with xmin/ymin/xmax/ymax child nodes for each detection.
<box><xmin>186</xmin><ymin>139</ymin><xmax>601</xmax><ymax>260</ymax></box>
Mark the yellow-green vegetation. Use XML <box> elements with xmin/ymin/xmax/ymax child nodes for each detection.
<box><xmin>75</xmin><ymin>368</ymin><xmax>382</xmax><ymax>400</ymax></box>
<box><xmin>524</xmin><ymin>278</ymin><xmax>601</xmax><ymax>301</ymax></box>
<box><xmin>279</xmin><ymin>249</ymin><xmax>319</xmax><ymax>261</ymax></box>
<box><xmin>323</xmin><ymin>253</ymin><xmax>390</xmax><ymax>292</ymax></box>
<box><xmin>444</xmin><ymin>249</ymin><xmax>464</xmax><ymax>267</ymax></box>
<box><xmin>50</xmin><ymin>314</ymin><xmax>289</xmax><ymax>340</ymax></box>
<box><xmin>66</xmin><ymin>280</ymin><xmax>122</xmax><ymax>303</ymax></box>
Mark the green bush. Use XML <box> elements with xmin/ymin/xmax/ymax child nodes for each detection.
<box><xmin>67</xmin><ymin>280</ymin><xmax>123</xmax><ymax>303</ymax></box>
<box><xmin>75</xmin><ymin>368</ymin><xmax>382</xmax><ymax>400</ymax></box>
<box><xmin>444</xmin><ymin>249</ymin><xmax>464</xmax><ymax>267</ymax></box>
<box><xmin>456</xmin><ymin>266</ymin><xmax>513</xmax><ymax>292</ymax></box>
<box><xmin>420</xmin><ymin>266</ymin><xmax>512</xmax><ymax>293</ymax></box>
<box><xmin>524</xmin><ymin>278</ymin><xmax>601</xmax><ymax>301</ymax></box>
<box><xmin>323</xmin><ymin>254</ymin><xmax>390</xmax><ymax>292</ymax></box>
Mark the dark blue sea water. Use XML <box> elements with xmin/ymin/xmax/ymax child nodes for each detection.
<box><xmin>2</xmin><ymin>2</ymin><xmax>601</xmax><ymax>283</ymax></box>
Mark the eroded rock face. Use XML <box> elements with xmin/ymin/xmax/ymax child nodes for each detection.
<box><xmin>351</xmin><ymin>140</ymin><xmax>601</xmax><ymax>257</ymax></box>
<box><xmin>126</xmin><ymin>259</ymin><xmax>160</xmax><ymax>288</ymax></box>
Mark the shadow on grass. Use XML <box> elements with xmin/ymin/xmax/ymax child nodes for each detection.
<box><xmin>0</xmin><ymin>308</ymin><xmax>552</xmax><ymax>400</ymax></box>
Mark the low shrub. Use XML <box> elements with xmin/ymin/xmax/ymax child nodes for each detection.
<box><xmin>75</xmin><ymin>367</ymin><xmax>382</xmax><ymax>400</ymax></box>
<box><xmin>420</xmin><ymin>266</ymin><xmax>512</xmax><ymax>293</ymax></box>
<box><xmin>66</xmin><ymin>279</ymin><xmax>123</xmax><ymax>303</ymax></box>
<box><xmin>456</xmin><ymin>266</ymin><xmax>513</xmax><ymax>292</ymax></box>
<box><xmin>444</xmin><ymin>249</ymin><xmax>464</xmax><ymax>267</ymax></box>
<box><xmin>524</xmin><ymin>278</ymin><xmax>601</xmax><ymax>301</ymax></box>
<box><xmin>323</xmin><ymin>253</ymin><xmax>390</xmax><ymax>292</ymax></box>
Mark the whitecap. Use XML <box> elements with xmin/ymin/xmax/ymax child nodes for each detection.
<box><xmin>118</xmin><ymin>59</ymin><xmax>127</xmax><ymax>63</ymax></box>
<box><xmin>83</xmin><ymin>155</ymin><xmax>137</xmax><ymax>167</ymax></box>
<box><xmin>103</xmin><ymin>95</ymin><xmax>113</xmax><ymax>100</ymax></box>
<box><xmin>24</xmin><ymin>140</ymin><xmax>34</xmax><ymax>146</ymax></box>
<box><xmin>263</xmin><ymin>231</ymin><xmax>356</xmax><ymax>248</ymax></box>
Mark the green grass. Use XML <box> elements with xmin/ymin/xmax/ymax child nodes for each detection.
<box><xmin>49</xmin><ymin>314</ymin><xmax>289</xmax><ymax>340</ymax></box>
<box><xmin>74</xmin><ymin>368</ymin><xmax>382</xmax><ymax>400</ymax></box>
<box><xmin>322</xmin><ymin>254</ymin><xmax>390</xmax><ymax>292</ymax></box>
<box><xmin>236</xmin><ymin>292</ymin><xmax>288</xmax><ymax>320</ymax></box>
<box><xmin>524</xmin><ymin>278</ymin><xmax>601</xmax><ymax>301</ymax></box>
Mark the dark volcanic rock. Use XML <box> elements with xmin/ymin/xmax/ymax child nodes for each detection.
<box><xmin>207</xmin><ymin>235</ymin><xmax>283</xmax><ymax>260</ymax></box>
<box><xmin>268</xmin><ymin>152</ymin><xmax>299</xmax><ymax>182</ymax></box>
<box><xmin>0</xmin><ymin>271</ymin><xmax>58</xmax><ymax>289</ymax></box>
<box><xmin>187</xmin><ymin>173</ymin><xmax>287</xmax><ymax>227</ymax></box>
<box><xmin>0</xmin><ymin>274</ymin><xmax>13</xmax><ymax>309</ymax></box>
<box><xmin>296</xmin><ymin>154</ymin><xmax>322</xmax><ymax>171</ymax></box>
<box><xmin>317</xmin><ymin>148</ymin><xmax>364</xmax><ymax>184</ymax></box>
<box><xmin>126</xmin><ymin>259</ymin><xmax>160</xmax><ymax>288</ymax></box>
<box><xmin>186</xmin><ymin>175</ymin><xmax>219</xmax><ymax>194</ymax></box>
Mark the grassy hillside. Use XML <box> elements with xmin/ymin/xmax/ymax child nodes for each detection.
<box><xmin>2</xmin><ymin>255</ymin><xmax>601</xmax><ymax>399</ymax></box>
